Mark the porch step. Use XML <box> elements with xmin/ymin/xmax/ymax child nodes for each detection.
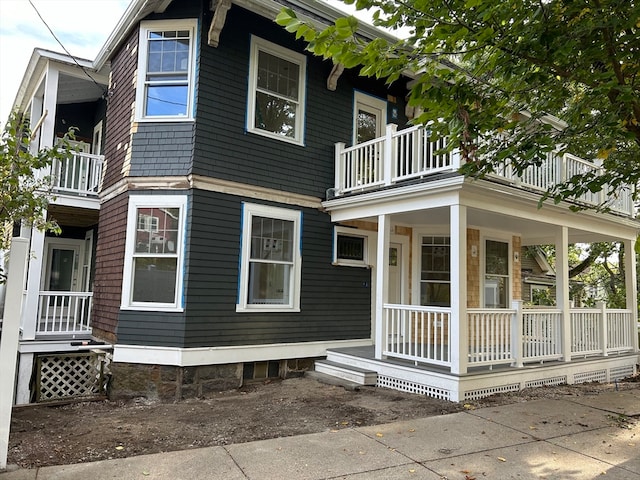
<box><xmin>314</xmin><ymin>359</ymin><xmax>377</xmax><ymax>386</ymax></box>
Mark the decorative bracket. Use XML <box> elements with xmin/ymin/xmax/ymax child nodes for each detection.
<box><xmin>327</xmin><ymin>63</ymin><xmax>344</xmax><ymax>91</ymax></box>
<box><xmin>208</xmin><ymin>0</ymin><xmax>232</xmax><ymax>47</ymax></box>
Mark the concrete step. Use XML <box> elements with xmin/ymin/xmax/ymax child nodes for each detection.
<box><xmin>314</xmin><ymin>359</ymin><xmax>377</xmax><ymax>386</ymax></box>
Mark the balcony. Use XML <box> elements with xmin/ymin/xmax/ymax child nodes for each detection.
<box><xmin>35</xmin><ymin>291</ymin><xmax>93</xmax><ymax>337</ymax></box>
<box><xmin>333</xmin><ymin>124</ymin><xmax>635</xmax><ymax>217</ymax></box>
<box><xmin>51</xmin><ymin>151</ymin><xmax>104</xmax><ymax>197</ymax></box>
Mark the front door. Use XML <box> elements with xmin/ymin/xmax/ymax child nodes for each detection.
<box><xmin>42</xmin><ymin>240</ymin><xmax>84</xmax><ymax>312</ymax></box>
<box><xmin>354</xmin><ymin>91</ymin><xmax>387</xmax><ymax>144</ymax></box>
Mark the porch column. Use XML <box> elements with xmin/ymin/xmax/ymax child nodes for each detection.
<box><xmin>623</xmin><ymin>238</ymin><xmax>639</xmax><ymax>352</ymax></box>
<box><xmin>555</xmin><ymin>226</ymin><xmax>572</xmax><ymax>362</ymax></box>
<box><xmin>450</xmin><ymin>204</ymin><xmax>468</xmax><ymax>375</ymax></box>
<box><xmin>21</xmin><ymin>228</ymin><xmax>46</xmax><ymax>340</ymax></box>
<box><xmin>374</xmin><ymin>214</ymin><xmax>390</xmax><ymax>359</ymax></box>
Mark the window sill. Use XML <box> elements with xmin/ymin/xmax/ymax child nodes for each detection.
<box><xmin>247</xmin><ymin>128</ymin><xmax>305</xmax><ymax>147</ymax></box>
<box><xmin>236</xmin><ymin>305</ymin><xmax>300</xmax><ymax>313</ymax></box>
<box><xmin>120</xmin><ymin>305</ymin><xmax>184</xmax><ymax>313</ymax></box>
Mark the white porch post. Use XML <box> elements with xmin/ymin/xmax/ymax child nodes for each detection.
<box><xmin>374</xmin><ymin>214</ymin><xmax>390</xmax><ymax>359</ymax></box>
<box><xmin>598</xmin><ymin>301</ymin><xmax>608</xmax><ymax>357</ymax></box>
<box><xmin>556</xmin><ymin>226</ymin><xmax>572</xmax><ymax>362</ymax></box>
<box><xmin>511</xmin><ymin>300</ymin><xmax>524</xmax><ymax>367</ymax></box>
<box><xmin>623</xmin><ymin>238</ymin><xmax>639</xmax><ymax>352</ymax></box>
<box><xmin>450</xmin><ymin>204</ymin><xmax>468</xmax><ymax>375</ymax></box>
<box><xmin>0</xmin><ymin>238</ymin><xmax>29</xmax><ymax>469</ymax></box>
<box><xmin>383</xmin><ymin>124</ymin><xmax>397</xmax><ymax>186</ymax></box>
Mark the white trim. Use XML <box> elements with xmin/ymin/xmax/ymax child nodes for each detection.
<box><xmin>390</xmin><ymin>233</ymin><xmax>410</xmax><ymax>305</ymax></box>
<box><xmin>353</xmin><ymin>91</ymin><xmax>387</xmax><ymax>145</ymax></box>
<box><xmin>135</xmin><ymin>19</ymin><xmax>197</xmax><ymax>122</ymax></box>
<box><xmin>92</xmin><ymin>121</ymin><xmax>103</xmax><ymax>155</ymax></box>
<box><xmin>246</xmin><ymin>35</ymin><xmax>307</xmax><ymax>145</ymax></box>
<box><xmin>236</xmin><ymin>203</ymin><xmax>302</xmax><ymax>312</ymax></box>
<box><xmin>113</xmin><ymin>338</ymin><xmax>372</xmax><ymax>366</ymax></box>
<box><xmin>121</xmin><ymin>194</ymin><xmax>187</xmax><ymax>311</ymax></box>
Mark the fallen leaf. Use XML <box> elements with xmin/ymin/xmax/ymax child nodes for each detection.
<box><xmin>463</xmin><ymin>404</ymin><xmax>475</xmax><ymax>410</ymax></box>
<box><xmin>408</xmin><ymin>469</ymin><xmax>416</xmax><ymax>473</ymax></box>
<box><xmin>115</xmin><ymin>446</ymin><xmax>124</xmax><ymax>451</ymax></box>
<box><xmin>340</xmin><ymin>421</ymin><xmax>349</xmax><ymax>425</ymax></box>
<box><xmin>529</xmin><ymin>426</ymin><xmax>537</xmax><ymax>430</ymax></box>
<box><xmin>497</xmin><ymin>457</ymin><xmax>506</xmax><ymax>462</ymax></box>
<box><xmin>408</xmin><ymin>428</ymin><xmax>416</xmax><ymax>433</ymax></box>
<box><xmin>376</xmin><ymin>432</ymin><xmax>384</xmax><ymax>438</ymax></box>
<box><xmin>142</xmin><ymin>472</ymin><xmax>150</xmax><ymax>477</ymax></box>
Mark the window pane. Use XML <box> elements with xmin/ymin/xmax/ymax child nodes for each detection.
<box><xmin>254</xmin><ymin>92</ymin><xmax>296</xmax><ymax>138</ymax></box>
<box><xmin>420</xmin><ymin>282</ymin><xmax>450</xmax><ymax>307</ymax></box>
<box><xmin>136</xmin><ymin>207</ymin><xmax>181</xmax><ymax>253</ymax></box>
<box><xmin>250</xmin><ymin>216</ymin><xmax>293</xmax><ymax>262</ymax></box>
<box><xmin>146</xmin><ymin>85</ymin><xmax>188</xmax><ymax>116</ymax></box>
<box><xmin>337</xmin><ymin>235</ymin><xmax>364</xmax><ymax>261</ymax></box>
<box><xmin>248</xmin><ymin>262</ymin><xmax>290</xmax><ymax>304</ymax></box>
<box><xmin>357</xmin><ymin>110</ymin><xmax>378</xmax><ymax>143</ymax></box>
<box><xmin>257</xmin><ymin>51</ymin><xmax>299</xmax><ymax>99</ymax></box>
<box><xmin>132</xmin><ymin>257</ymin><xmax>177</xmax><ymax>302</ymax></box>
<box><xmin>484</xmin><ymin>275</ymin><xmax>507</xmax><ymax>308</ymax></box>
<box><xmin>486</xmin><ymin>240</ymin><xmax>509</xmax><ymax>275</ymax></box>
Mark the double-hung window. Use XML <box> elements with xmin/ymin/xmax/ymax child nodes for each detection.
<box><xmin>136</xmin><ymin>20</ymin><xmax>197</xmax><ymax>120</ymax></box>
<box><xmin>122</xmin><ymin>195</ymin><xmax>187</xmax><ymax>310</ymax></box>
<box><xmin>247</xmin><ymin>36</ymin><xmax>306</xmax><ymax>145</ymax></box>
<box><xmin>237</xmin><ymin>203</ymin><xmax>302</xmax><ymax>312</ymax></box>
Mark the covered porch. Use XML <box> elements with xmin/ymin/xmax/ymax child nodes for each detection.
<box><xmin>321</xmin><ymin>178</ymin><xmax>639</xmax><ymax>401</ymax></box>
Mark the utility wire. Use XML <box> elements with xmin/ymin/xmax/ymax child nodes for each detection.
<box><xmin>28</xmin><ymin>0</ymin><xmax>108</xmax><ymax>97</ymax></box>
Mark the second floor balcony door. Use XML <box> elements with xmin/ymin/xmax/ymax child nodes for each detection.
<box><xmin>354</xmin><ymin>92</ymin><xmax>387</xmax><ymax>145</ymax></box>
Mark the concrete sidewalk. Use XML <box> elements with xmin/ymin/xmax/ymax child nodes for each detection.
<box><xmin>2</xmin><ymin>389</ymin><xmax>639</xmax><ymax>479</ymax></box>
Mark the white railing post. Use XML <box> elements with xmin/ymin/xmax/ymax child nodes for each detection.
<box><xmin>598</xmin><ymin>301</ymin><xmax>608</xmax><ymax>356</ymax></box>
<box><xmin>623</xmin><ymin>238</ymin><xmax>639</xmax><ymax>352</ymax></box>
<box><xmin>556</xmin><ymin>226</ymin><xmax>572</xmax><ymax>361</ymax></box>
<box><xmin>511</xmin><ymin>300</ymin><xmax>524</xmax><ymax>367</ymax></box>
<box><xmin>450</xmin><ymin>204</ymin><xmax>468</xmax><ymax>375</ymax></box>
<box><xmin>334</xmin><ymin>142</ymin><xmax>345</xmax><ymax>196</ymax></box>
<box><xmin>0</xmin><ymin>238</ymin><xmax>29</xmax><ymax>469</ymax></box>
<box><xmin>374</xmin><ymin>214</ymin><xmax>390</xmax><ymax>359</ymax></box>
<box><xmin>383</xmin><ymin>124</ymin><xmax>397</xmax><ymax>187</ymax></box>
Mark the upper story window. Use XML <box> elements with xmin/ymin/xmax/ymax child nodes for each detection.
<box><xmin>247</xmin><ymin>36</ymin><xmax>306</xmax><ymax>145</ymax></box>
<box><xmin>136</xmin><ymin>20</ymin><xmax>197</xmax><ymax>121</ymax></box>
<box><xmin>122</xmin><ymin>195</ymin><xmax>187</xmax><ymax>311</ymax></box>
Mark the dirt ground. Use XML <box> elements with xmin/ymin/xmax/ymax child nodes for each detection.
<box><xmin>7</xmin><ymin>374</ymin><xmax>640</xmax><ymax>468</ymax></box>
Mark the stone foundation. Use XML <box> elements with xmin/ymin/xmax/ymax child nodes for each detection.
<box><xmin>109</xmin><ymin>358</ymin><xmax>317</xmax><ymax>401</ymax></box>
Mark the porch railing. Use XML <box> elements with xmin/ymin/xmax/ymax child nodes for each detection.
<box><xmin>333</xmin><ymin>125</ymin><xmax>634</xmax><ymax>216</ymax></box>
<box><xmin>36</xmin><ymin>291</ymin><xmax>93</xmax><ymax>336</ymax></box>
<box><xmin>383</xmin><ymin>304</ymin><xmax>451</xmax><ymax>367</ymax></box>
<box><xmin>381</xmin><ymin>303</ymin><xmax>635</xmax><ymax>370</ymax></box>
<box><xmin>52</xmin><ymin>151</ymin><xmax>104</xmax><ymax>196</ymax></box>
<box><xmin>467</xmin><ymin>308</ymin><xmax>514</xmax><ymax>366</ymax></box>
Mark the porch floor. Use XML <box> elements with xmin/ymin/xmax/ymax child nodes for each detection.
<box><xmin>323</xmin><ymin>345</ymin><xmax>639</xmax><ymax>401</ymax></box>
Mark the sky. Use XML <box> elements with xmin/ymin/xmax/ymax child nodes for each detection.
<box><xmin>0</xmin><ymin>0</ymin><xmax>370</xmax><ymax>129</ymax></box>
<box><xmin>0</xmin><ymin>0</ymin><xmax>130</xmax><ymax>127</ymax></box>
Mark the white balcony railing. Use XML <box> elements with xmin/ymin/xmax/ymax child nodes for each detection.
<box><xmin>333</xmin><ymin>125</ymin><xmax>634</xmax><ymax>216</ymax></box>
<box><xmin>381</xmin><ymin>303</ymin><xmax>634</xmax><ymax>370</ymax></box>
<box><xmin>52</xmin><ymin>151</ymin><xmax>104</xmax><ymax>196</ymax></box>
<box><xmin>36</xmin><ymin>291</ymin><xmax>93</xmax><ymax>336</ymax></box>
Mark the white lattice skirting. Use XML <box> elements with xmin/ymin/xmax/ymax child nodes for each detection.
<box><xmin>35</xmin><ymin>352</ymin><xmax>108</xmax><ymax>402</ymax></box>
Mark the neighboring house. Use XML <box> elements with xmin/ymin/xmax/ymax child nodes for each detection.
<box><xmin>5</xmin><ymin>0</ymin><xmax>638</xmax><ymax>404</ymax></box>
<box><xmin>521</xmin><ymin>247</ymin><xmax>557</xmax><ymax>305</ymax></box>
<box><xmin>5</xmin><ymin>48</ymin><xmax>110</xmax><ymax>403</ymax></box>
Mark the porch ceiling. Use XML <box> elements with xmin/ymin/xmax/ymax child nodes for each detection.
<box><xmin>57</xmin><ymin>72</ymin><xmax>106</xmax><ymax>105</ymax></box>
<box><xmin>383</xmin><ymin>207</ymin><xmax>627</xmax><ymax>245</ymax></box>
<box><xmin>48</xmin><ymin>205</ymin><xmax>99</xmax><ymax>228</ymax></box>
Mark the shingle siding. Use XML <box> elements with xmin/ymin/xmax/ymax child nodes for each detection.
<box><xmin>129</xmin><ymin>123</ymin><xmax>195</xmax><ymax>176</ymax></box>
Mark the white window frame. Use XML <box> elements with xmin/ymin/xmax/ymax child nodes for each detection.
<box><xmin>135</xmin><ymin>19</ymin><xmax>197</xmax><ymax>122</ymax></box>
<box><xmin>237</xmin><ymin>203</ymin><xmax>302</xmax><ymax>312</ymax></box>
<box><xmin>332</xmin><ymin>226</ymin><xmax>372</xmax><ymax>267</ymax></box>
<box><xmin>246</xmin><ymin>36</ymin><xmax>307</xmax><ymax>145</ymax></box>
<box><xmin>121</xmin><ymin>195</ymin><xmax>187</xmax><ymax>311</ymax></box>
<box><xmin>481</xmin><ymin>236</ymin><xmax>511</xmax><ymax>309</ymax></box>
